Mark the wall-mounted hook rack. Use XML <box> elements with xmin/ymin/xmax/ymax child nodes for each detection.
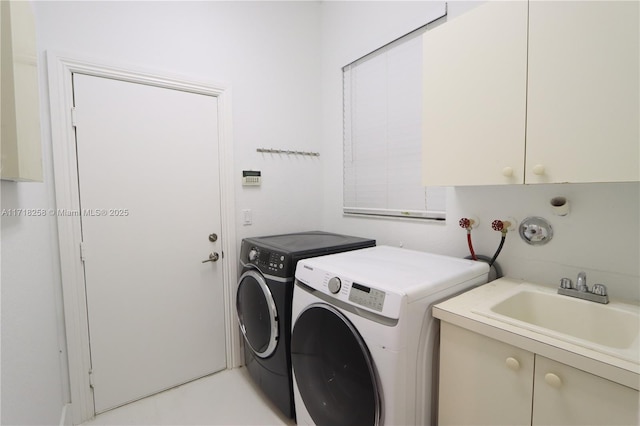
<box><xmin>257</xmin><ymin>148</ymin><xmax>320</xmax><ymax>157</ymax></box>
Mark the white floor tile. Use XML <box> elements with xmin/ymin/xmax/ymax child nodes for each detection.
<box><xmin>81</xmin><ymin>367</ymin><xmax>296</xmax><ymax>426</ymax></box>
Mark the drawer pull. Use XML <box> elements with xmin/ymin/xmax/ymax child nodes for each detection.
<box><xmin>505</xmin><ymin>357</ymin><xmax>520</xmax><ymax>371</ymax></box>
<box><xmin>532</xmin><ymin>164</ymin><xmax>546</xmax><ymax>175</ymax></box>
<box><xmin>545</xmin><ymin>373</ymin><xmax>562</xmax><ymax>388</ymax></box>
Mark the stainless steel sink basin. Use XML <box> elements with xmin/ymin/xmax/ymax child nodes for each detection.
<box><xmin>473</xmin><ymin>284</ymin><xmax>640</xmax><ymax>363</ymax></box>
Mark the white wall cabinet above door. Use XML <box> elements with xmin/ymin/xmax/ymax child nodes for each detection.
<box><xmin>422</xmin><ymin>1</ymin><xmax>528</xmax><ymax>186</ymax></box>
<box><xmin>526</xmin><ymin>1</ymin><xmax>639</xmax><ymax>184</ymax></box>
<box><xmin>422</xmin><ymin>0</ymin><xmax>639</xmax><ymax>186</ymax></box>
<box><xmin>0</xmin><ymin>1</ymin><xmax>43</xmax><ymax>182</ymax></box>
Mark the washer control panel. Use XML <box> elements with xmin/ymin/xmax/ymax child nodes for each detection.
<box><xmin>246</xmin><ymin>246</ymin><xmax>286</xmax><ymax>275</ymax></box>
<box><xmin>348</xmin><ymin>282</ymin><xmax>386</xmax><ymax>312</ymax></box>
<box><xmin>328</xmin><ymin>277</ymin><xmax>342</xmax><ymax>294</ymax></box>
<box><xmin>295</xmin><ymin>263</ymin><xmax>403</xmax><ymax>319</ymax></box>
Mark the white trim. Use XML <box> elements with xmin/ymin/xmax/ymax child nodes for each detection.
<box><xmin>58</xmin><ymin>404</ymin><xmax>73</xmax><ymax>426</ymax></box>
<box><xmin>46</xmin><ymin>51</ymin><xmax>238</xmax><ymax>425</ymax></box>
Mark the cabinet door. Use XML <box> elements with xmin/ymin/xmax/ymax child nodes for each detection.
<box><xmin>526</xmin><ymin>1</ymin><xmax>639</xmax><ymax>184</ymax></box>
<box><xmin>438</xmin><ymin>322</ymin><xmax>534</xmax><ymax>426</ymax></box>
<box><xmin>533</xmin><ymin>355</ymin><xmax>639</xmax><ymax>426</ymax></box>
<box><xmin>422</xmin><ymin>1</ymin><xmax>527</xmax><ymax>186</ymax></box>
<box><xmin>0</xmin><ymin>1</ymin><xmax>43</xmax><ymax>182</ymax></box>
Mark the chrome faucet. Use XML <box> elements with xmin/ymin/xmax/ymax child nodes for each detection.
<box><xmin>576</xmin><ymin>271</ymin><xmax>588</xmax><ymax>292</ymax></box>
<box><xmin>557</xmin><ymin>272</ymin><xmax>609</xmax><ymax>304</ymax></box>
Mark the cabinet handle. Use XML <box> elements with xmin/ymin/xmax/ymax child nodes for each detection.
<box><xmin>505</xmin><ymin>357</ymin><xmax>520</xmax><ymax>371</ymax></box>
<box><xmin>502</xmin><ymin>167</ymin><xmax>514</xmax><ymax>178</ymax></box>
<box><xmin>532</xmin><ymin>164</ymin><xmax>546</xmax><ymax>175</ymax></box>
<box><xmin>544</xmin><ymin>373</ymin><xmax>562</xmax><ymax>388</ymax></box>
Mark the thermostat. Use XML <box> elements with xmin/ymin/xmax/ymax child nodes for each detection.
<box><xmin>242</xmin><ymin>170</ymin><xmax>261</xmax><ymax>186</ymax></box>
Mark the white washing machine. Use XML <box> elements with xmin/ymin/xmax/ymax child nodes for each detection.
<box><xmin>290</xmin><ymin>246</ymin><xmax>489</xmax><ymax>426</ymax></box>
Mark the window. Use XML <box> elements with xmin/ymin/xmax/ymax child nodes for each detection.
<box><xmin>343</xmin><ymin>22</ymin><xmax>446</xmax><ymax>220</ymax></box>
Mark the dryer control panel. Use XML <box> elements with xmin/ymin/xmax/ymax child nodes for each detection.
<box><xmin>239</xmin><ymin>240</ymin><xmax>292</xmax><ymax>278</ymax></box>
<box><xmin>248</xmin><ymin>247</ymin><xmax>286</xmax><ymax>274</ymax></box>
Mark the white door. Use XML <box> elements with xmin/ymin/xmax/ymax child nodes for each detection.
<box><xmin>72</xmin><ymin>73</ymin><xmax>227</xmax><ymax>413</ymax></box>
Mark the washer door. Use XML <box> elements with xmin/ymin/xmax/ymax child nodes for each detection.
<box><xmin>236</xmin><ymin>269</ymin><xmax>279</xmax><ymax>358</ymax></box>
<box><xmin>291</xmin><ymin>303</ymin><xmax>382</xmax><ymax>426</ymax></box>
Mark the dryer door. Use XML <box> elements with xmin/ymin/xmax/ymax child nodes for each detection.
<box><xmin>236</xmin><ymin>269</ymin><xmax>279</xmax><ymax>358</ymax></box>
<box><xmin>291</xmin><ymin>303</ymin><xmax>382</xmax><ymax>426</ymax></box>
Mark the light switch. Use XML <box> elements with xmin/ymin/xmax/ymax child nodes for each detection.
<box><xmin>242</xmin><ymin>209</ymin><xmax>252</xmax><ymax>225</ymax></box>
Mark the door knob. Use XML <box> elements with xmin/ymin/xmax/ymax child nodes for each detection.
<box><xmin>202</xmin><ymin>252</ymin><xmax>220</xmax><ymax>263</ymax></box>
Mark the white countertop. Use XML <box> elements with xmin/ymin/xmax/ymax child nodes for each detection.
<box><xmin>434</xmin><ymin>277</ymin><xmax>640</xmax><ymax>390</ymax></box>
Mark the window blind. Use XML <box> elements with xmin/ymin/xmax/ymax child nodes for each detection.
<box><xmin>343</xmin><ymin>27</ymin><xmax>446</xmax><ymax>220</ymax></box>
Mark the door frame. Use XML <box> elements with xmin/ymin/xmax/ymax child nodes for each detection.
<box><xmin>46</xmin><ymin>51</ymin><xmax>239</xmax><ymax>425</ymax></box>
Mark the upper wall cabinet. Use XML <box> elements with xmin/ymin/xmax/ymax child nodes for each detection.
<box><xmin>422</xmin><ymin>1</ymin><xmax>527</xmax><ymax>186</ymax></box>
<box><xmin>422</xmin><ymin>1</ymin><xmax>639</xmax><ymax>186</ymax></box>
<box><xmin>1</xmin><ymin>1</ymin><xmax>43</xmax><ymax>182</ymax></box>
<box><xmin>526</xmin><ymin>1</ymin><xmax>639</xmax><ymax>184</ymax></box>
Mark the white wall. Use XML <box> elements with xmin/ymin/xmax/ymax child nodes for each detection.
<box><xmin>319</xmin><ymin>1</ymin><xmax>640</xmax><ymax>301</ymax></box>
<box><xmin>2</xmin><ymin>2</ymin><xmax>321</xmax><ymax>424</ymax></box>
<box><xmin>1</xmin><ymin>181</ymin><xmax>68</xmax><ymax>425</ymax></box>
<box><xmin>34</xmin><ymin>0</ymin><xmax>324</xmax><ymax>240</ymax></box>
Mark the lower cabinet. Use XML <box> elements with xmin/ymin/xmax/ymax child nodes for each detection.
<box><xmin>532</xmin><ymin>356</ymin><xmax>639</xmax><ymax>426</ymax></box>
<box><xmin>438</xmin><ymin>322</ymin><xmax>533</xmax><ymax>426</ymax></box>
<box><xmin>438</xmin><ymin>322</ymin><xmax>639</xmax><ymax>426</ymax></box>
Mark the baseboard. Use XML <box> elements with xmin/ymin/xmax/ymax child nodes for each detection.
<box><xmin>59</xmin><ymin>403</ymin><xmax>73</xmax><ymax>426</ymax></box>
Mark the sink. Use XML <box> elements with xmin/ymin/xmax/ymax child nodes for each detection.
<box><xmin>473</xmin><ymin>284</ymin><xmax>640</xmax><ymax>364</ymax></box>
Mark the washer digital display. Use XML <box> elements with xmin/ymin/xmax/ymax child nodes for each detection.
<box><xmin>348</xmin><ymin>282</ymin><xmax>385</xmax><ymax>312</ymax></box>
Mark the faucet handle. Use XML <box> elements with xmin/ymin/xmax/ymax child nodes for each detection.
<box><xmin>592</xmin><ymin>284</ymin><xmax>607</xmax><ymax>296</ymax></box>
<box><xmin>560</xmin><ymin>278</ymin><xmax>573</xmax><ymax>289</ymax></box>
<box><xmin>576</xmin><ymin>272</ymin><xmax>588</xmax><ymax>292</ymax></box>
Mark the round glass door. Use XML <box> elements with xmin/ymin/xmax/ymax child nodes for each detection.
<box><xmin>236</xmin><ymin>269</ymin><xmax>278</xmax><ymax>358</ymax></box>
<box><xmin>291</xmin><ymin>303</ymin><xmax>382</xmax><ymax>426</ymax></box>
